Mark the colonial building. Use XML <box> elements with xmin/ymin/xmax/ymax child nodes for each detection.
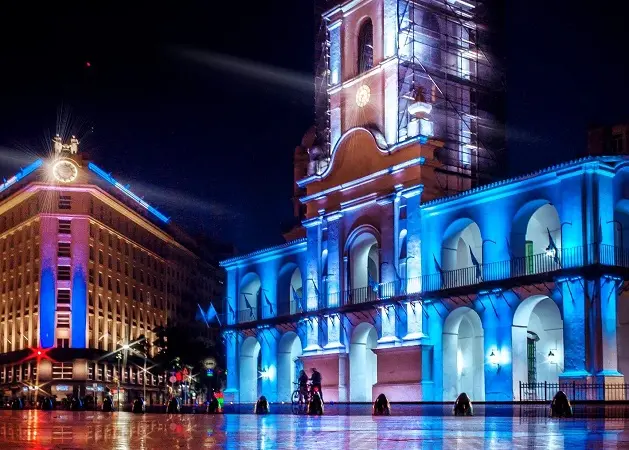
<box><xmin>0</xmin><ymin>136</ymin><xmax>223</xmax><ymax>404</ymax></box>
<box><xmin>221</xmin><ymin>0</ymin><xmax>629</xmax><ymax>403</ymax></box>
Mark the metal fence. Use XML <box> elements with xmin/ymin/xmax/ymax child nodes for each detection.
<box><xmin>519</xmin><ymin>381</ymin><xmax>628</xmax><ymax>402</ymax></box>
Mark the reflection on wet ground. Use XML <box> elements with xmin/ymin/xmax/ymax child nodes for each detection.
<box><xmin>0</xmin><ymin>405</ymin><xmax>627</xmax><ymax>449</ymax></box>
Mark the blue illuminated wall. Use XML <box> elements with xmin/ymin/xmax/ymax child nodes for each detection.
<box><xmin>39</xmin><ymin>217</ymin><xmax>58</xmax><ymax>348</ymax></box>
<box><xmin>70</xmin><ymin>218</ymin><xmax>89</xmax><ymax>348</ymax></box>
<box><xmin>222</xmin><ymin>157</ymin><xmax>629</xmax><ymax>402</ymax></box>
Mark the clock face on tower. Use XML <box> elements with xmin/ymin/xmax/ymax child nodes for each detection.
<box><xmin>355</xmin><ymin>84</ymin><xmax>371</xmax><ymax>108</ymax></box>
<box><xmin>52</xmin><ymin>159</ymin><xmax>78</xmax><ymax>183</ymax></box>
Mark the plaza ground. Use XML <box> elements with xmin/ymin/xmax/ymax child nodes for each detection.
<box><xmin>0</xmin><ymin>405</ymin><xmax>628</xmax><ymax>448</ymax></box>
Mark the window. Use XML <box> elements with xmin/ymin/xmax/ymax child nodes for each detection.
<box><xmin>58</xmin><ymin>219</ymin><xmax>71</xmax><ymax>234</ymax></box>
<box><xmin>89</xmin><ymin>246</ymin><xmax>94</xmax><ymax>261</ymax></box>
<box><xmin>58</xmin><ymin>266</ymin><xmax>71</xmax><ymax>281</ymax></box>
<box><xmin>107</xmin><ymin>276</ymin><xmax>112</xmax><ymax>290</ymax></box>
<box><xmin>99</xmin><ymin>250</ymin><xmax>104</xmax><ymax>264</ymax></box>
<box><xmin>57</xmin><ymin>242</ymin><xmax>71</xmax><ymax>258</ymax></box>
<box><xmin>98</xmin><ymin>273</ymin><xmax>103</xmax><ymax>287</ymax></box>
<box><xmin>357</xmin><ymin>18</ymin><xmax>374</xmax><ymax>74</ymax></box>
<box><xmin>57</xmin><ymin>289</ymin><xmax>71</xmax><ymax>305</ymax></box>
<box><xmin>108</xmin><ymin>254</ymin><xmax>112</xmax><ymax>269</ymax></box>
<box><xmin>58</xmin><ymin>195</ymin><xmax>72</xmax><ymax>210</ymax></box>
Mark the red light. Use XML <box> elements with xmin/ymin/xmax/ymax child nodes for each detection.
<box><xmin>86</xmin><ymin>61</ymin><xmax>91</xmax><ymax>68</ymax></box>
<box><xmin>37</xmin><ymin>351</ymin><xmax>42</xmax><ymax>356</ymax></box>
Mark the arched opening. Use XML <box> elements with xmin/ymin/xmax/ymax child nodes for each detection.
<box><xmin>277</xmin><ymin>332</ymin><xmax>304</xmax><ymax>402</ymax></box>
<box><xmin>277</xmin><ymin>264</ymin><xmax>302</xmax><ymax>316</ymax></box>
<box><xmin>511</xmin><ymin>202</ymin><xmax>561</xmax><ymax>276</ymax></box>
<box><xmin>441</xmin><ymin>219</ymin><xmax>482</xmax><ymax>287</ymax></box>
<box><xmin>349</xmin><ymin>322</ymin><xmax>378</xmax><ymax>402</ymax></box>
<box><xmin>615</xmin><ymin>200</ymin><xmax>629</xmax><ymax>376</ymax></box>
<box><xmin>239</xmin><ymin>337</ymin><xmax>262</xmax><ymax>403</ymax></box>
<box><xmin>614</xmin><ymin>200</ymin><xmax>629</xmax><ymax>254</ymax></box>
<box><xmin>399</xmin><ymin>229</ymin><xmax>408</xmax><ymax>293</ymax></box>
<box><xmin>347</xmin><ymin>228</ymin><xmax>380</xmax><ymax>304</ymax></box>
<box><xmin>420</xmin><ymin>11</ymin><xmax>441</xmax><ymax>66</ymax></box>
<box><xmin>239</xmin><ymin>273</ymin><xmax>261</xmax><ymax>322</ymax></box>
<box><xmin>357</xmin><ymin>18</ymin><xmax>374</xmax><ymax>74</ymax></box>
<box><xmin>442</xmin><ymin>307</ymin><xmax>484</xmax><ymax>401</ymax></box>
<box><xmin>512</xmin><ymin>295</ymin><xmax>564</xmax><ymax>400</ymax></box>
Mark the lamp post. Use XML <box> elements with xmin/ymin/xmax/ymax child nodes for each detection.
<box><xmin>116</xmin><ymin>353</ymin><xmax>122</xmax><ymax>410</ymax></box>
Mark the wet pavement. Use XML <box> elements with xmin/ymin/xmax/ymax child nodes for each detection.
<box><xmin>0</xmin><ymin>406</ymin><xmax>627</xmax><ymax>449</ymax></box>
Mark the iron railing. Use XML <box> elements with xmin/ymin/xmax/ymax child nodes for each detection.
<box><xmin>519</xmin><ymin>381</ymin><xmax>628</xmax><ymax>402</ymax></box>
<box><xmin>238</xmin><ymin>308</ymin><xmax>257</xmax><ymax>324</ymax></box>
<box><xmin>236</xmin><ymin>243</ymin><xmax>629</xmax><ymax>323</ymax></box>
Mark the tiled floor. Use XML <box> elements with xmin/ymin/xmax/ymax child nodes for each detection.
<box><xmin>0</xmin><ymin>407</ymin><xmax>627</xmax><ymax>449</ymax></box>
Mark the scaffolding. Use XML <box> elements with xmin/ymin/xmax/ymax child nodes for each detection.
<box><xmin>313</xmin><ymin>1</ymin><xmax>332</xmax><ymax>156</ymax></box>
<box><xmin>312</xmin><ymin>0</ymin><xmax>505</xmax><ymax>194</ymax></box>
<box><xmin>396</xmin><ymin>0</ymin><xmax>505</xmax><ymax>193</ymax></box>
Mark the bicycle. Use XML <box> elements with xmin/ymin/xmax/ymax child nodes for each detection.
<box><xmin>291</xmin><ymin>381</ymin><xmax>311</xmax><ymax>414</ymax></box>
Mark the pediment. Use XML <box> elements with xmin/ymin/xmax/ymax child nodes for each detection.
<box><xmin>303</xmin><ymin>127</ymin><xmax>440</xmax><ymax>197</ymax></box>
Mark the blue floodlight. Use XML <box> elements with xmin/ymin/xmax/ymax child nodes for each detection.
<box><xmin>0</xmin><ymin>159</ymin><xmax>43</xmax><ymax>195</ymax></box>
<box><xmin>88</xmin><ymin>162</ymin><xmax>170</xmax><ymax>223</ymax></box>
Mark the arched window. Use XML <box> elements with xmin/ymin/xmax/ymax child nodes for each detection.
<box><xmin>357</xmin><ymin>18</ymin><xmax>374</xmax><ymax>74</ymax></box>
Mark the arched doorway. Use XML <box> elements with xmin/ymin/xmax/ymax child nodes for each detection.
<box><xmin>239</xmin><ymin>273</ymin><xmax>261</xmax><ymax>322</ymax></box>
<box><xmin>239</xmin><ymin>337</ymin><xmax>261</xmax><ymax>403</ymax></box>
<box><xmin>347</xmin><ymin>228</ymin><xmax>380</xmax><ymax>304</ymax></box>
<box><xmin>511</xmin><ymin>201</ymin><xmax>561</xmax><ymax>275</ymax></box>
<box><xmin>277</xmin><ymin>264</ymin><xmax>302</xmax><ymax>315</ymax></box>
<box><xmin>512</xmin><ymin>295</ymin><xmax>564</xmax><ymax>399</ymax></box>
<box><xmin>349</xmin><ymin>322</ymin><xmax>378</xmax><ymax>402</ymax></box>
<box><xmin>277</xmin><ymin>332</ymin><xmax>303</xmax><ymax>402</ymax></box>
<box><xmin>441</xmin><ymin>219</ymin><xmax>483</xmax><ymax>287</ymax></box>
<box><xmin>442</xmin><ymin>307</ymin><xmax>485</xmax><ymax>401</ymax></box>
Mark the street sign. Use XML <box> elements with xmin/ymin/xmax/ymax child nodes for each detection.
<box><xmin>169</xmin><ymin>375</ymin><xmax>177</xmax><ymax>384</ymax></box>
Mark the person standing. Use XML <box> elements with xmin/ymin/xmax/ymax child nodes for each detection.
<box><xmin>310</xmin><ymin>368</ymin><xmax>323</xmax><ymax>402</ymax></box>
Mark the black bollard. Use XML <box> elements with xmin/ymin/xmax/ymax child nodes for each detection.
<box><xmin>550</xmin><ymin>391</ymin><xmax>573</xmax><ymax>418</ymax></box>
<box><xmin>254</xmin><ymin>396</ymin><xmax>269</xmax><ymax>414</ymax></box>
<box><xmin>372</xmin><ymin>393</ymin><xmax>391</xmax><ymax>416</ymax></box>
<box><xmin>70</xmin><ymin>396</ymin><xmax>84</xmax><ymax>411</ymax></box>
<box><xmin>453</xmin><ymin>392</ymin><xmax>473</xmax><ymax>416</ymax></box>
<box><xmin>206</xmin><ymin>395</ymin><xmax>220</xmax><ymax>414</ymax></box>
<box><xmin>167</xmin><ymin>397</ymin><xmax>180</xmax><ymax>413</ymax></box>
<box><xmin>132</xmin><ymin>398</ymin><xmax>145</xmax><ymax>413</ymax></box>
<box><xmin>307</xmin><ymin>392</ymin><xmax>324</xmax><ymax>416</ymax></box>
<box><xmin>40</xmin><ymin>397</ymin><xmax>54</xmax><ymax>411</ymax></box>
<box><xmin>102</xmin><ymin>397</ymin><xmax>115</xmax><ymax>412</ymax></box>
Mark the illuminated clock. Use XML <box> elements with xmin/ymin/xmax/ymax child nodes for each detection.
<box><xmin>355</xmin><ymin>84</ymin><xmax>371</xmax><ymax>108</ymax></box>
<box><xmin>52</xmin><ymin>159</ymin><xmax>78</xmax><ymax>183</ymax></box>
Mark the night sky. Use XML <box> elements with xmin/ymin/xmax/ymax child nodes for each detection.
<box><xmin>0</xmin><ymin>1</ymin><xmax>628</xmax><ymax>254</ymax></box>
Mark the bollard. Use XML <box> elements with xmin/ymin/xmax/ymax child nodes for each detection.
<box><xmin>372</xmin><ymin>393</ymin><xmax>391</xmax><ymax>416</ymax></box>
<box><xmin>132</xmin><ymin>398</ymin><xmax>145</xmax><ymax>413</ymax></box>
<box><xmin>254</xmin><ymin>396</ymin><xmax>269</xmax><ymax>414</ymax></box>
<box><xmin>103</xmin><ymin>397</ymin><xmax>115</xmax><ymax>412</ymax></box>
<box><xmin>167</xmin><ymin>397</ymin><xmax>180</xmax><ymax>413</ymax></box>
<box><xmin>307</xmin><ymin>391</ymin><xmax>324</xmax><ymax>416</ymax></box>
<box><xmin>550</xmin><ymin>390</ymin><xmax>573</xmax><ymax>418</ymax></box>
<box><xmin>453</xmin><ymin>392</ymin><xmax>473</xmax><ymax>416</ymax></box>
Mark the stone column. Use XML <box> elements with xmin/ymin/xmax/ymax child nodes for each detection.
<box><xmin>223</xmin><ymin>331</ymin><xmax>239</xmax><ymax>402</ymax></box>
<box><xmin>558</xmin><ymin>277</ymin><xmax>590</xmax><ymax>380</ymax></box>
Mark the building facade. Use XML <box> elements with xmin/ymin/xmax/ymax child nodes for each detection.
<box><xmin>0</xmin><ymin>137</ymin><xmax>223</xmax><ymax>404</ymax></box>
<box><xmin>221</xmin><ymin>0</ymin><xmax>629</xmax><ymax>403</ymax></box>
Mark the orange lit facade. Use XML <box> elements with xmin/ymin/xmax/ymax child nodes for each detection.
<box><xmin>0</xmin><ymin>139</ymin><xmax>222</xmax><ymax>404</ymax></box>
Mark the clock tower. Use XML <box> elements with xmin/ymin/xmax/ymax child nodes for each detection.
<box><xmin>300</xmin><ymin>0</ymin><xmax>505</xmax><ymax>199</ymax></box>
<box><xmin>52</xmin><ymin>135</ymin><xmax>81</xmax><ymax>183</ymax></box>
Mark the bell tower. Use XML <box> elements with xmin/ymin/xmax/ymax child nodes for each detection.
<box><xmin>308</xmin><ymin>0</ymin><xmax>505</xmax><ymax>195</ymax></box>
